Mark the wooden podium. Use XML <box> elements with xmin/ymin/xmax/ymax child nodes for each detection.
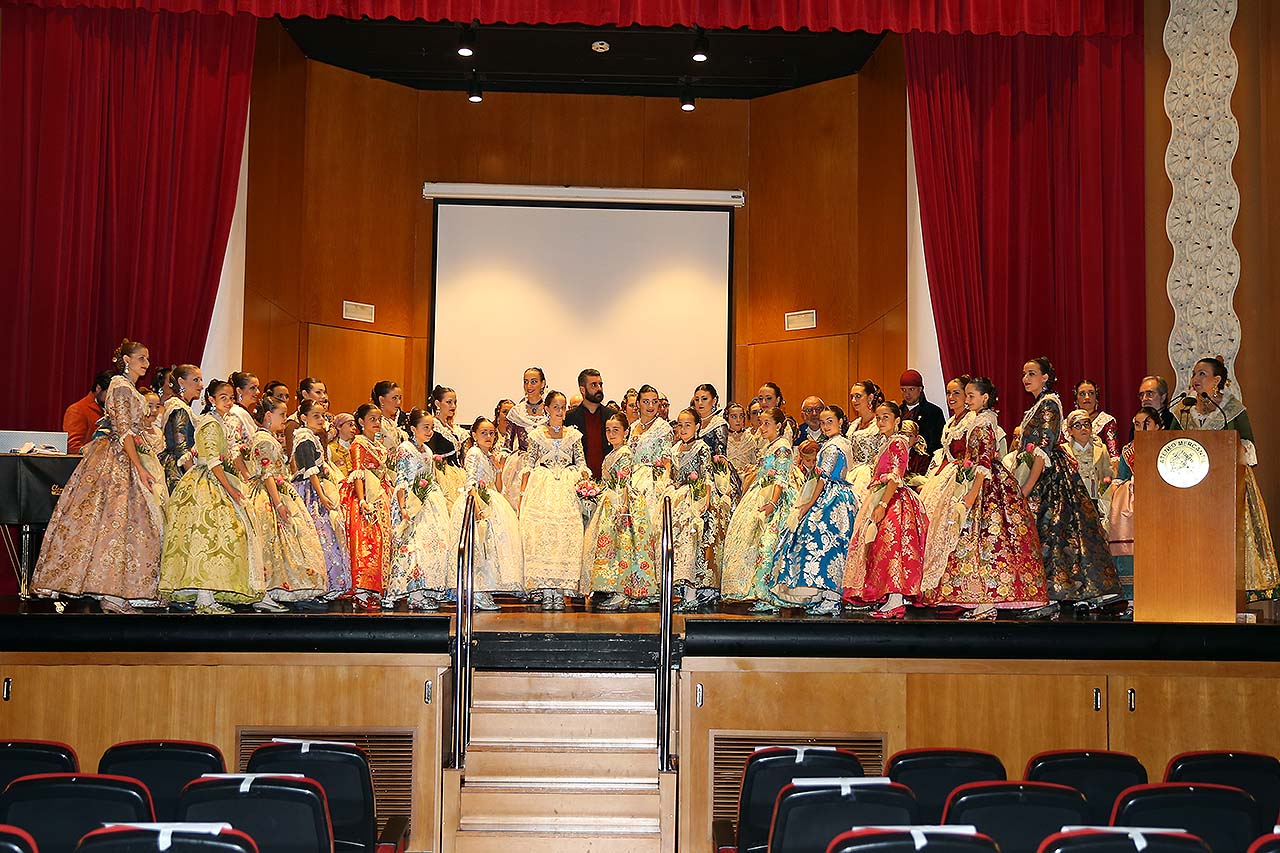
<box><xmin>1133</xmin><ymin>430</ymin><xmax>1245</xmax><ymax>623</ymax></box>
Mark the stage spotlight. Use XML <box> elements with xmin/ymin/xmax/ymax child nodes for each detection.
<box><xmin>692</xmin><ymin>30</ymin><xmax>709</xmax><ymax>62</ymax></box>
<box><xmin>467</xmin><ymin>74</ymin><xmax>483</xmax><ymax>103</ymax></box>
<box><xmin>680</xmin><ymin>90</ymin><xmax>695</xmax><ymax>111</ymax></box>
<box><xmin>457</xmin><ymin>25</ymin><xmax>476</xmax><ymax>57</ymax></box>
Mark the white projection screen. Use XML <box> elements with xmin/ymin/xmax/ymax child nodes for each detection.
<box><xmin>431</xmin><ymin>201</ymin><xmax>732</xmax><ymax>423</ymax></box>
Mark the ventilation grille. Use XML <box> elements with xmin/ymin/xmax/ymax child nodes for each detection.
<box><xmin>711</xmin><ymin>731</ymin><xmax>886</xmax><ymax>826</ymax></box>
<box><xmin>342</xmin><ymin>300</ymin><xmax>376</xmax><ymax>323</ymax></box>
<box><xmin>238</xmin><ymin>728</ymin><xmax>414</xmax><ymax>830</ymax></box>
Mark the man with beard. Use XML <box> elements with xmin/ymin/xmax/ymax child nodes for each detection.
<box><xmin>565</xmin><ymin>368</ymin><xmax>620</xmax><ymax>479</ymax></box>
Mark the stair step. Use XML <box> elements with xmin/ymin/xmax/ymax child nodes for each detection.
<box><xmin>459</xmin><ymin>785</ymin><xmax>661</xmax><ymax>821</ymax></box>
<box><xmin>460</xmin><ymin>816</ymin><xmax>659</xmax><ymax>834</ymax></box>
<box><xmin>465</xmin><ymin>743</ymin><xmax>659</xmax><ymax>783</ymax></box>
<box><xmin>454</xmin><ymin>832</ymin><xmax>660</xmax><ymax>853</ymax></box>
<box><xmin>471</xmin><ymin>671</ymin><xmax>655</xmax><ymax>706</ymax></box>
<box><xmin>470</xmin><ymin>708</ymin><xmax>657</xmax><ymax>744</ymax></box>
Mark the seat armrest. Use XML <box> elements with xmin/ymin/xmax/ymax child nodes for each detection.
<box><xmin>376</xmin><ymin>815</ymin><xmax>410</xmax><ymax>853</ymax></box>
<box><xmin>712</xmin><ymin>818</ymin><xmax>736</xmax><ymax>853</ymax></box>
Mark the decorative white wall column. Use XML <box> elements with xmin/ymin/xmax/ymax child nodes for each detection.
<box><xmin>1163</xmin><ymin>0</ymin><xmax>1242</xmax><ymax>397</ymax></box>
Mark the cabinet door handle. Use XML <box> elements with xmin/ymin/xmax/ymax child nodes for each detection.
<box><xmin>1092</xmin><ymin>687</ymin><xmax>1102</xmax><ymax>711</ymax></box>
<box><xmin>695</xmin><ymin>683</ymin><xmax>704</xmax><ymax>708</ymax></box>
<box><xmin>1127</xmin><ymin>687</ymin><xmax>1136</xmax><ymax>712</ymax></box>
<box><xmin>2</xmin><ymin>677</ymin><xmax>11</xmax><ymax>702</ymax></box>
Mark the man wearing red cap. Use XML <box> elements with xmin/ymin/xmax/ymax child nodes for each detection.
<box><xmin>899</xmin><ymin>369</ymin><xmax>945</xmax><ymax>455</ymax></box>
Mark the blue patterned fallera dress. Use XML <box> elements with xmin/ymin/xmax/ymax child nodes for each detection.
<box><xmin>773</xmin><ymin>436</ymin><xmax>859</xmax><ymax>603</ymax></box>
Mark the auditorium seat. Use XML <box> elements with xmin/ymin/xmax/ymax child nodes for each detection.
<box><xmin>1025</xmin><ymin>751</ymin><xmax>1148</xmax><ymax>825</ymax></box>
<box><xmin>766</xmin><ymin>778</ymin><xmax>918</xmax><ymax>853</ymax></box>
<box><xmin>1166</xmin><ymin>752</ymin><xmax>1280</xmax><ymax>826</ymax></box>
<box><xmin>942</xmin><ymin>781</ymin><xmax>1089</xmax><ymax>853</ymax></box>
<box><xmin>0</xmin><ymin>825</ymin><xmax>38</xmax><ymax>853</ymax></box>
<box><xmin>886</xmin><ymin>749</ymin><xmax>1007</xmax><ymax>825</ymax></box>
<box><xmin>1111</xmin><ymin>783</ymin><xmax>1266</xmax><ymax>853</ymax></box>
<box><xmin>716</xmin><ymin>745</ymin><xmax>866</xmax><ymax>853</ymax></box>
<box><xmin>245</xmin><ymin>739</ymin><xmax>406</xmax><ymax>853</ymax></box>
<box><xmin>0</xmin><ymin>743</ymin><xmax>78</xmax><ymax>792</ymax></box>
<box><xmin>1246</xmin><ymin>832</ymin><xmax>1280</xmax><ymax>853</ymax></box>
<box><xmin>0</xmin><ymin>774</ymin><xmax>154</xmax><ymax>853</ymax></box>
<box><xmin>1039</xmin><ymin>828</ymin><xmax>1211</xmax><ymax>853</ymax></box>
<box><xmin>826</xmin><ymin>827</ymin><xmax>997</xmax><ymax>853</ymax></box>
<box><xmin>77</xmin><ymin>824</ymin><xmax>259</xmax><ymax>853</ymax></box>
<box><xmin>99</xmin><ymin>741</ymin><xmax>226</xmax><ymax>821</ymax></box>
<box><xmin>176</xmin><ymin>774</ymin><xmax>332</xmax><ymax>853</ymax></box>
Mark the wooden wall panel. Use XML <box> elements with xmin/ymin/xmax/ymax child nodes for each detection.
<box><xmin>746</xmin><ymin>77</ymin><xmax>860</xmax><ymax>344</ymax></box>
<box><xmin>526</xmin><ymin>93</ymin><xmax>646</xmax><ymax>187</ymax></box>
<box><xmin>855</xmin><ymin>35</ymin><xmax>909</xmax><ymax>330</ymax></box>
<box><xmin>641</xmin><ymin>98</ymin><xmax>750</xmax><ymax>190</ymax></box>
<box><xmin>856</xmin><ymin>316</ymin><xmax>886</xmax><ymax>391</ymax></box>
<box><xmin>307</xmin><ymin>324</ymin><xmax>409</xmax><ymax>415</ymax></box>
<box><xmin>302</xmin><ymin>63</ymin><xmax>422</xmax><ymax>338</ymax></box>
<box><xmin>739</xmin><ymin>335</ymin><xmax>852</xmax><ymax>416</ymax></box>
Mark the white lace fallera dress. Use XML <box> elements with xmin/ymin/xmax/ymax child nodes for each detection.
<box><xmin>519</xmin><ymin>425</ymin><xmax>589</xmax><ymax>593</ymax></box>
<box><xmin>452</xmin><ymin>446</ymin><xmax>525</xmax><ymax>593</ymax></box>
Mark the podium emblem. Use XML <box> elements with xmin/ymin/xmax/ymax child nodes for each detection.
<box><xmin>1157</xmin><ymin>437</ymin><xmax>1210</xmax><ymax>488</ymax></box>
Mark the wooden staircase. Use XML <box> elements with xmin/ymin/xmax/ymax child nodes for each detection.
<box><xmin>444</xmin><ymin>671</ymin><xmax>673</xmax><ymax>853</ymax></box>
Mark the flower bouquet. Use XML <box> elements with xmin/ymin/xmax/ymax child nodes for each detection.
<box><xmin>1005</xmin><ymin>442</ymin><xmax>1038</xmax><ymax>489</ymax></box>
<box><xmin>576</xmin><ymin>478</ymin><xmax>601</xmax><ymax>525</ymax></box>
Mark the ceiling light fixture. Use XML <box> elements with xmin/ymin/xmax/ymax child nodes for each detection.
<box><xmin>457</xmin><ymin>25</ymin><xmax>476</xmax><ymax>57</ymax></box>
<box><xmin>467</xmin><ymin>73</ymin><xmax>483</xmax><ymax>103</ymax></box>
<box><xmin>680</xmin><ymin>88</ymin><xmax>695</xmax><ymax>112</ymax></box>
<box><xmin>692</xmin><ymin>29</ymin><xmax>709</xmax><ymax>62</ymax></box>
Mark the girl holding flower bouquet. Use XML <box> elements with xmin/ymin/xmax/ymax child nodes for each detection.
<box><xmin>453</xmin><ymin>417</ymin><xmax>525</xmax><ymax>610</ymax></box>
<box><xmin>340</xmin><ymin>404</ymin><xmax>394</xmax><ymax>608</ymax></box>
<box><xmin>721</xmin><ymin>407</ymin><xmax>796</xmax><ymax>611</ymax></box>
<box><xmin>584</xmin><ymin>412</ymin><xmax>659</xmax><ymax>610</ymax></box>
<box><xmin>291</xmin><ymin>400</ymin><xmax>349</xmax><ymax>597</ymax></box>
<box><xmin>920</xmin><ymin>379</ymin><xmax>1047</xmax><ymax>619</ymax></box>
<box><xmin>773</xmin><ymin>406</ymin><xmax>859</xmax><ymax>616</ymax></box>
<box><xmin>659</xmin><ymin>409</ymin><xmax>731</xmax><ymax>611</ymax></box>
<box><xmin>245</xmin><ymin>398</ymin><xmax>328</xmax><ymax>611</ymax></box>
<box><xmin>1013</xmin><ymin>358</ymin><xmax>1119</xmax><ymax>615</ymax></box>
<box><xmin>843</xmin><ymin>403</ymin><xmax>929</xmax><ymax>618</ymax></box>
<box><xmin>388</xmin><ymin>410</ymin><xmax>454</xmax><ymax>610</ymax></box>
<box><xmin>519</xmin><ymin>391</ymin><xmax>591</xmax><ymax>610</ymax></box>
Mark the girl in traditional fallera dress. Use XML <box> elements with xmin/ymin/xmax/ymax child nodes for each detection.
<box><xmin>453</xmin><ymin>417</ymin><xmax>525</xmax><ymax>609</ymax></box>
<box><xmin>660</xmin><ymin>408</ymin><xmax>731</xmax><ymax>611</ymax></box>
<box><xmin>1108</xmin><ymin>406</ymin><xmax>1164</xmax><ymax>605</ymax></box>
<box><xmin>721</xmin><ymin>408</ymin><xmax>797</xmax><ymax>611</ymax></box>
<box><xmin>245</xmin><ymin>399</ymin><xmax>328</xmax><ymax>610</ymax></box>
<box><xmin>495</xmin><ymin>399</ymin><xmax>518</xmax><ymax>454</ymax></box>
<box><xmin>622</xmin><ymin>389</ymin><xmax>641</xmax><ymax>428</ymax></box>
<box><xmin>160</xmin><ymin>380</ymin><xmax>261</xmax><ymax>613</ymax></box>
<box><xmin>519</xmin><ymin>391</ymin><xmax>591</xmax><ymax>609</ymax></box>
<box><xmin>159</xmin><ymin>364</ymin><xmax>203</xmax><ymax>493</ymax></box>
<box><xmin>773</xmin><ymin>406</ymin><xmax>859</xmax><ymax>616</ymax></box>
<box><xmin>843</xmin><ymin>403</ymin><xmax>930</xmax><ymax>618</ymax></box>
<box><xmin>725</xmin><ymin>403</ymin><xmax>757</xmax><ymax>477</ymax></box>
<box><xmin>329</xmin><ymin>414</ymin><xmax>356</xmax><ymax>480</ymax></box>
<box><xmin>845</xmin><ymin>380</ymin><xmax>888</xmax><ymax>497</ymax></box>
<box><xmin>693</xmin><ymin>383</ymin><xmax>740</xmax><ymax>505</ymax></box>
<box><xmin>1174</xmin><ymin>356</ymin><xmax>1280</xmax><ymax>600</ymax></box>
<box><xmin>291</xmin><ymin>400</ymin><xmax>349</xmax><ymax>597</ymax></box>
<box><xmin>388</xmin><ymin>410</ymin><xmax>454</xmax><ymax>610</ymax></box>
<box><xmin>629</xmin><ymin>384</ymin><xmax>675</xmax><ymax>528</ymax></box>
<box><xmin>340</xmin><ymin>404</ymin><xmax>394</xmax><ymax>608</ymax></box>
<box><xmin>584</xmin><ymin>412</ymin><xmax>658</xmax><ymax>610</ymax></box>
<box><xmin>502</xmin><ymin>368</ymin><xmax>550</xmax><ymax>506</ymax></box>
<box><xmin>1074</xmin><ymin>379</ymin><xmax>1120</xmax><ymax>471</ymax></box>
<box><xmin>373</xmin><ymin>380</ymin><xmax>409</xmax><ymax>453</ymax></box>
<box><xmin>226</xmin><ymin>371</ymin><xmax>261</xmax><ymax>482</ymax></box>
<box><xmin>428</xmin><ymin>386</ymin><xmax>468</xmax><ymax>511</ymax></box>
<box><xmin>1014</xmin><ymin>358</ymin><xmax>1120</xmax><ymax>613</ymax></box>
<box><xmin>35</xmin><ymin>340</ymin><xmax>168</xmax><ymax>611</ymax></box>
<box><xmin>918</xmin><ymin>376</ymin><xmax>974</xmax><ymax>590</ymax></box>
<box><xmin>921</xmin><ymin>379</ymin><xmax>1047</xmax><ymax>619</ymax></box>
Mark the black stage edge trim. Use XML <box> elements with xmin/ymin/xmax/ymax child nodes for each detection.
<box><xmin>0</xmin><ymin>614</ymin><xmax>452</xmax><ymax>654</ymax></box>
<box><xmin>471</xmin><ymin>632</ymin><xmax>660</xmax><ymax>671</ymax></box>
<box><xmin>681</xmin><ymin>618</ymin><xmax>1280</xmax><ymax>662</ymax></box>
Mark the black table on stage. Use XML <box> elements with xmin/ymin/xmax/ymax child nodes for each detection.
<box><xmin>0</xmin><ymin>453</ymin><xmax>82</xmax><ymax>595</ymax></box>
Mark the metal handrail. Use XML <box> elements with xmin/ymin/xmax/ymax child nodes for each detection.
<box><xmin>656</xmin><ymin>494</ymin><xmax>675</xmax><ymax>773</ymax></box>
<box><xmin>452</xmin><ymin>491</ymin><xmax>478</xmax><ymax>769</ymax></box>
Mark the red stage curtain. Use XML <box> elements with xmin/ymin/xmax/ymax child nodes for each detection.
<box><xmin>905</xmin><ymin>25</ymin><xmax>1146</xmax><ymax>434</ymax></box>
<box><xmin>0</xmin><ymin>6</ymin><xmax>255</xmax><ymax>430</ymax></box>
<box><xmin>0</xmin><ymin>0</ymin><xmax>1136</xmax><ymax>35</ymax></box>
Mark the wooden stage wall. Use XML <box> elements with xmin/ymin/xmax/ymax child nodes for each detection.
<box><xmin>244</xmin><ymin>22</ymin><xmax>908</xmax><ymax>416</ymax></box>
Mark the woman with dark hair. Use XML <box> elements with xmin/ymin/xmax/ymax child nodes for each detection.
<box><xmin>845</xmin><ymin>380</ymin><xmax>888</xmax><ymax>496</ymax></box>
<box><xmin>160</xmin><ymin>378</ymin><xmax>261</xmax><ymax>613</ymax></box>
<box><xmin>372</xmin><ymin>380</ymin><xmax>408</xmax><ymax>451</ymax></box>
<box><xmin>452</xmin><ymin>416</ymin><xmax>525</xmax><ymax>609</ymax></box>
<box><xmin>773</xmin><ymin>405</ymin><xmax>858</xmax><ymax>616</ymax></box>
<box><xmin>427</xmin><ymin>385</ymin><xmax>467</xmax><ymax>510</ymax></box>
<box><xmin>844</xmin><ymin>402</ymin><xmax>929</xmax><ymax>618</ymax></box>
<box><xmin>917</xmin><ymin>375</ymin><xmax>973</xmax><ymax>590</ymax></box>
<box><xmin>1074</xmin><ymin>379</ymin><xmax>1119</xmax><ymax>470</ymax></box>
<box><xmin>1013</xmin><ymin>357</ymin><xmax>1119</xmax><ymax>616</ymax></box>
<box><xmin>922</xmin><ymin>379</ymin><xmax>1047</xmax><ymax>619</ymax></box>
<box><xmin>629</xmin><ymin>384</ymin><xmax>674</xmax><ymax>527</ymax></box>
<box><xmin>584</xmin><ymin>411</ymin><xmax>658</xmax><ymax>610</ymax></box>
<box><xmin>1174</xmin><ymin>356</ymin><xmax>1278</xmax><ymax>600</ymax></box>
<box><xmin>494</xmin><ymin>399</ymin><xmax>517</xmax><ymax>453</ymax></box>
<box><xmin>226</xmin><ymin>371</ymin><xmax>261</xmax><ymax>480</ymax></box>
<box><xmin>721</xmin><ymin>407</ymin><xmax>796</xmax><ymax>611</ymax></box>
<box><xmin>389</xmin><ymin>409</ymin><xmax>453</xmax><ymax>610</ymax></box>
<box><xmin>502</xmin><ymin>368</ymin><xmax>550</xmax><ymax>506</ymax></box>
<box><xmin>693</xmin><ymin>383</ymin><xmax>740</xmax><ymax>504</ymax></box>
<box><xmin>1107</xmin><ymin>406</ymin><xmax>1165</xmax><ymax>607</ymax></box>
<box><xmin>159</xmin><ymin>364</ymin><xmax>203</xmax><ymax>492</ymax></box>
<box><xmin>756</xmin><ymin>382</ymin><xmax>795</xmax><ymax>442</ymax></box>
<box><xmin>658</xmin><ymin>407</ymin><xmax>731</xmax><ymax>611</ymax></box>
<box><xmin>339</xmin><ymin>403</ymin><xmax>393</xmax><ymax>608</ymax></box>
<box><xmin>34</xmin><ymin>339</ymin><xmax>168</xmax><ymax>611</ymax></box>
<box><xmin>292</xmin><ymin>399</ymin><xmax>349</xmax><ymax>598</ymax></box>
<box><xmin>622</xmin><ymin>389</ymin><xmax>640</xmax><ymax>427</ymax></box>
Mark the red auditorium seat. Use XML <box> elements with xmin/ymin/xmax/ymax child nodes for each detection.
<box><xmin>886</xmin><ymin>749</ymin><xmax>1007</xmax><ymax>825</ymax></box>
<box><xmin>98</xmin><ymin>741</ymin><xmax>226</xmax><ymax>822</ymax></box>
<box><xmin>1246</xmin><ymin>832</ymin><xmax>1280</xmax><ymax>853</ymax></box>
<box><xmin>1111</xmin><ymin>782</ymin><xmax>1267</xmax><ymax>853</ymax></box>
<box><xmin>1025</xmin><ymin>750</ymin><xmax>1148</xmax><ymax>825</ymax></box>
<box><xmin>767</xmin><ymin>778</ymin><xmax>918</xmax><ymax>853</ymax></box>
<box><xmin>826</xmin><ymin>827</ymin><xmax>998</xmax><ymax>853</ymax></box>
<box><xmin>77</xmin><ymin>825</ymin><xmax>258</xmax><ymax>853</ymax></box>
<box><xmin>0</xmin><ymin>773</ymin><xmax>154</xmax><ymax>853</ymax></box>
<box><xmin>942</xmin><ymin>780</ymin><xmax>1089</xmax><ymax>853</ymax></box>
<box><xmin>1166</xmin><ymin>752</ymin><xmax>1280</xmax><ymax>827</ymax></box>
<box><xmin>0</xmin><ymin>743</ymin><xmax>78</xmax><ymax>792</ymax></box>
<box><xmin>1039</xmin><ymin>828</ymin><xmax>1210</xmax><ymax>853</ymax></box>
<box><xmin>176</xmin><ymin>774</ymin><xmax>333</xmax><ymax>853</ymax></box>
<box><xmin>0</xmin><ymin>825</ymin><xmax>37</xmax><ymax>853</ymax></box>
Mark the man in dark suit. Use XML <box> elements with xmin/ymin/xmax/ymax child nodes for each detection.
<box><xmin>899</xmin><ymin>369</ymin><xmax>946</xmax><ymax>455</ymax></box>
<box><xmin>564</xmin><ymin>368</ymin><xmax>619</xmax><ymax>479</ymax></box>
